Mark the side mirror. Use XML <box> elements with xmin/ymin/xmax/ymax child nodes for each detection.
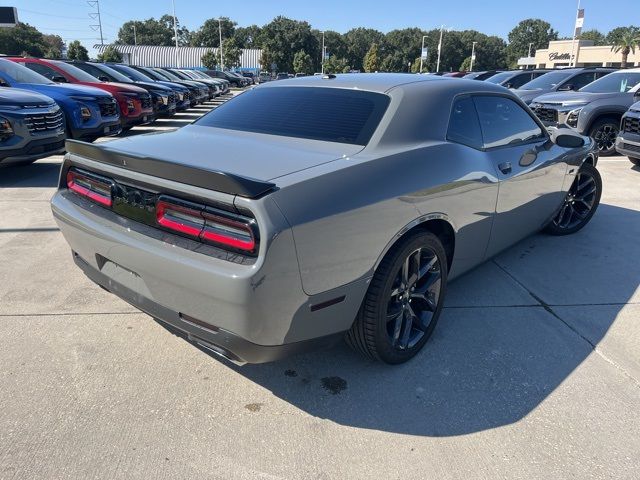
<box><xmin>504</xmin><ymin>82</ymin><xmax>513</xmax><ymax>89</ymax></box>
<box><xmin>98</xmin><ymin>76</ymin><xmax>110</xmax><ymax>82</ymax></box>
<box><xmin>558</xmin><ymin>83</ymin><xmax>576</xmax><ymax>91</ymax></box>
<box><xmin>51</xmin><ymin>75</ymin><xmax>67</xmax><ymax>83</ymax></box>
<box><xmin>549</xmin><ymin>128</ymin><xmax>585</xmax><ymax>148</ymax></box>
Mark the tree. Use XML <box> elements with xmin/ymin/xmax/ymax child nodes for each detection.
<box><xmin>0</xmin><ymin>22</ymin><xmax>47</xmax><ymax>57</ymax></box>
<box><xmin>344</xmin><ymin>28</ymin><xmax>385</xmax><ymax>71</ymax></box>
<box><xmin>258</xmin><ymin>16</ymin><xmax>318</xmax><ymax>73</ymax></box>
<box><xmin>322</xmin><ymin>56</ymin><xmax>350</xmax><ymax>74</ymax></box>
<box><xmin>233</xmin><ymin>25</ymin><xmax>262</xmax><ymax>48</ymax></box>
<box><xmin>293</xmin><ymin>50</ymin><xmax>313</xmax><ymax>74</ymax></box>
<box><xmin>384</xmin><ymin>28</ymin><xmax>425</xmax><ymax>71</ymax></box>
<box><xmin>580</xmin><ymin>29</ymin><xmax>606</xmax><ymax>46</ymax></box>
<box><xmin>97</xmin><ymin>46</ymin><xmax>122</xmax><ymax>63</ymax></box>
<box><xmin>222</xmin><ymin>37</ymin><xmax>242</xmax><ymax>69</ymax></box>
<box><xmin>116</xmin><ymin>16</ymin><xmax>189</xmax><ymax>46</ymax></box>
<box><xmin>611</xmin><ymin>31</ymin><xmax>640</xmax><ymax>68</ymax></box>
<box><xmin>201</xmin><ymin>50</ymin><xmax>218</xmax><ymax>69</ymax></box>
<box><xmin>606</xmin><ymin>26</ymin><xmax>639</xmax><ymax>45</ymax></box>
<box><xmin>506</xmin><ymin>19</ymin><xmax>558</xmax><ymax>67</ymax></box>
<box><xmin>380</xmin><ymin>51</ymin><xmax>406</xmax><ymax>72</ymax></box>
<box><xmin>67</xmin><ymin>40</ymin><xmax>89</xmax><ymax>61</ymax></box>
<box><xmin>459</xmin><ymin>33</ymin><xmax>507</xmax><ymax>71</ymax></box>
<box><xmin>363</xmin><ymin>43</ymin><xmax>380</xmax><ymax>72</ymax></box>
<box><xmin>191</xmin><ymin>17</ymin><xmax>237</xmax><ymax>47</ymax></box>
<box><xmin>42</xmin><ymin>34</ymin><xmax>64</xmax><ymax>58</ymax></box>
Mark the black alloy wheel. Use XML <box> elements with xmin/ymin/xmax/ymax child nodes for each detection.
<box><xmin>545</xmin><ymin>162</ymin><xmax>602</xmax><ymax>235</ymax></box>
<box><xmin>347</xmin><ymin>231</ymin><xmax>447</xmax><ymax>364</ymax></box>
<box><xmin>590</xmin><ymin>118</ymin><xmax>619</xmax><ymax>156</ymax></box>
<box><xmin>386</xmin><ymin>247</ymin><xmax>442</xmax><ymax>350</ymax></box>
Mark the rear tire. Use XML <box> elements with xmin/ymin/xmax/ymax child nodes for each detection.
<box><xmin>589</xmin><ymin>117</ymin><xmax>620</xmax><ymax>156</ymax></box>
<box><xmin>346</xmin><ymin>231</ymin><xmax>448</xmax><ymax>364</ymax></box>
<box><xmin>544</xmin><ymin>163</ymin><xmax>602</xmax><ymax>236</ymax></box>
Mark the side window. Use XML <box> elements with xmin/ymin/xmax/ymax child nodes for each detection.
<box><xmin>76</xmin><ymin>63</ymin><xmax>102</xmax><ymax>78</ymax></box>
<box><xmin>510</xmin><ymin>73</ymin><xmax>532</xmax><ymax>89</ymax></box>
<box><xmin>446</xmin><ymin>96</ymin><xmax>483</xmax><ymax>150</ymax></box>
<box><xmin>569</xmin><ymin>72</ymin><xmax>596</xmax><ymax>89</ymax></box>
<box><xmin>24</xmin><ymin>63</ymin><xmax>59</xmax><ymax>80</ymax></box>
<box><xmin>473</xmin><ymin>96</ymin><xmax>545</xmax><ymax>149</ymax></box>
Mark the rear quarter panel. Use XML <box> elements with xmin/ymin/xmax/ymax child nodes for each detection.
<box><xmin>272</xmin><ymin>142</ymin><xmax>499</xmax><ymax>295</ymax></box>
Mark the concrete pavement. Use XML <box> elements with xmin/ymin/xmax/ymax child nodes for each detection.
<box><xmin>0</xmin><ymin>104</ymin><xmax>639</xmax><ymax>479</ymax></box>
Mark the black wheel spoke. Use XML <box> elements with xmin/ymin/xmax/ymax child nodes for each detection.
<box><xmin>391</xmin><ymin>310</ymin><xmax>403</xmax><ymax>344</ymax></box>
<box><xmin>386</xmin><ymin>246</ymin><xmax>442</xmax><ymax>351</ymax></box>
<box><xmin>399</xmin><ymin>309</ymin><xmax>414</xmax><ymax>349</ymax></box>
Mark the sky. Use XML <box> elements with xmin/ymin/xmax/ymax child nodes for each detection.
<box><xmin>16</xmin><ymin>0</ymin><xmax>639</xmax><ymax>56</ymax></box>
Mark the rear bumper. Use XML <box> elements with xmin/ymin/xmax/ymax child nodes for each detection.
<box><xmin>73</xmin><ymin>251</ymin><xmax>342</xmax><ymax>364</ymax></box>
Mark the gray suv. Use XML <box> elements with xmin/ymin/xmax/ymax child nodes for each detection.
<box><xmin>515</xmin><ymin>68</ymin><xmax>614</xmax><ymax>104</ymax></box>
<box><xmin>530</xmin><ymin>68</ymin><xmax>640</xmax><ymax>155</ymax></box>
<box><xmin>615</xmin><ymin>101</ymin><xmax>640</xmax><ymax>165</ymax></box>
<box><xmin>0</xmin><ymin>87</ymin><xmax>65</xmax><ymax>166</ymax></box>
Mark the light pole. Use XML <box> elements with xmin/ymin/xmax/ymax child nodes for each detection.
<box><xmin>321</xmin><ymin>31</ymin><xmax>325</xmax><ymax>74</ymax></box>
<box><xmin>470</xmin><ymin>41</ymin><xmax>477</xmax><ymax>72</ymax></box>
<box><xmin>218</xmin><ymin>18</ymin><xmax>224</xmax><ymax>70</ymax></box>
<box><xmin>528</xmin><ymin>42</ymin><xmax>534</xmax><ymax>58</ymax></box>
<box><xmin>436</xmin><ymin>26</ymin><xmax>450</xmax><ymax>73</ymax></box>
<box><xmin>171</xmin><ymin>0</ymin><xmax>179</xmax><ymax>67</ymax></box>
<box><xmin>132</xmin><ymin>23</ymin><xmax>137</xmax><ymax>46</ymax></box>
<box><xmin>419</xmin><ymin>35</ymin><xmax>428</xmax><ymax>73</ymax></box>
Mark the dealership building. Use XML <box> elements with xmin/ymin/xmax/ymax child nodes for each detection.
<box><xmin>518</xmin><ymin>39</ymin><xmax>640</xmax><ymax>69</ymax></box>
<box><xmin>93</xmin><ymin>44</ymin><xmax>262</xmax><ymax>70</ymax></box>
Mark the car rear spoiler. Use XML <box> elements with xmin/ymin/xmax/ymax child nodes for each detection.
<box><xmin>64</xmin><ymin>139</ymin><xmax>276</xmax><ymax>198</ymax></box>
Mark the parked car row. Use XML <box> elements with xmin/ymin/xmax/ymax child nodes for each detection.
<box><xmin>457</xmin><ymin>67</ymin><xmax>640</xmax><ymax>161</ymax></box>
<box><xmin>0</xmin><ymin>57</ymin><xmax>236</xmax><ymax>167</ymax></box>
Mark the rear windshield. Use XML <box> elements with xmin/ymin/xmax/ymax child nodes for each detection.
<box><xmin>196</xmin><ymin>86</ymin><xmax>390</xmax><ymax>145</ymax></box>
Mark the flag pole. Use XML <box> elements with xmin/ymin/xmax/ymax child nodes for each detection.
<box><xmin>569</xmin><ymin>0</ymin><xmax>581</xmax><ymax>67</ymax></box>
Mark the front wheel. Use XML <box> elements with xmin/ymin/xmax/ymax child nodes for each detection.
<box><xmin>545</xmin><ymin>163</ymin><xmax>602</xmax><ymax>236</ymax></box>
<box><xmin>589</xmin><ymin>118</ymin><xmax>619</xmax><ymax>156</ymax></box>
<box><xmin>346</xmin><ymin>231</ymin><xmax>448</xmax><ymax>364</ymax></box>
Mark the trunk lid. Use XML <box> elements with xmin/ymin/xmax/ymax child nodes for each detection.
<box><xmin>65</xmin><ymin>125</ymin><xmax>363</xmax><ymax>197</ymax></box>
<box><xmin>88</xmin><ymin>124</ymin><xmax>363</xmax><ymax>182</ymax></box>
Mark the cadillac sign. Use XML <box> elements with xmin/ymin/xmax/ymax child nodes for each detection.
<box><xmin>549</xmin><ymin>52</ymin><xmax>575</xmax><ymax>61</ymax></box>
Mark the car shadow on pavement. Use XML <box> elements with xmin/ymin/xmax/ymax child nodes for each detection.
<box><xmin>223</xmin><ymin>203</ymin><xmax>639</xmax><ymax>437</ymax></box>
<box><xmin>0</xmin><ymin>161</ymin><xmax>61</xmax><ymax>188</ymax></box>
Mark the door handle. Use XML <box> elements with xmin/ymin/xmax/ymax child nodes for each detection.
<box><xmin>498</xmin><ymin>162</ymin><xmax>512</xmax><ymax>174</ymax></box>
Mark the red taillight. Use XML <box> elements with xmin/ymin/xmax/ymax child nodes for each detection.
<box><xmin>155</xmin><ymin>196</ymin><xmax>257</xmax><ymax>253</ymax></box>
<box><xmin>156</xmin><ymin>199</ymin><xmax>204</xmax><ymax>238</ymax></box>
<box><xmin>201</xmin><ymin>209</ymin><xmax>256</xmax><ymax>252</ymax></box>
<box><xmin>66</xmin><ymin>169</ymin><xmax>113</xmax><ymax>207</ymax></box>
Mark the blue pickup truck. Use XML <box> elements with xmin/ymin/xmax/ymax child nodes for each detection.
<box><xmin>0</xmin><ymin>58</ymin><xmax>121</xmax><ymax>142</ymax></box>
<box><xmin>0</xmin><ymin>88</ymin><xmax>66</xmax><ymax>166</ymax></box>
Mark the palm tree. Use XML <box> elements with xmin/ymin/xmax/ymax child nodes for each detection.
<box><xmin>611</xmin><ymin>32</ymin><xmax>640</xmax><ymax>68</ymax></box>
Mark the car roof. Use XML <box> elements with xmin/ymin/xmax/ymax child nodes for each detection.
<box><xmin>259</xmin><ymin>72</ymin><xmax>512</xmax><ymax>94</ymax></box>
<box><xmin>609</xmin><ymin>67</ymin><xmax>640</xmax><ymax>73</ymax></box>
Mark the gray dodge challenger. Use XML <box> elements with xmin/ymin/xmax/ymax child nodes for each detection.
<box><xmin>51</xmin><ymin>74</ymin><xmax>601</xmax><ymax>364</ymax></box>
